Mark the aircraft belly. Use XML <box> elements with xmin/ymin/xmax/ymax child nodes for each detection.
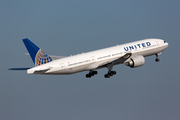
<box><xmin>47</xmin><ymin>64</ymin><xmax>90</xmax><ymax>75</ymax></box>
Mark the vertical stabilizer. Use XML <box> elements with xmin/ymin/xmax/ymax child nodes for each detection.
<box><xmin>23</xmin><ymin>38</ymin><xmax>53</xmax><ymax>66</ymax></box>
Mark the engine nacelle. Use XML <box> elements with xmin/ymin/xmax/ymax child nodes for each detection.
<box><xmin>125</xmin><ymin>55</ymin><xmax>145</xmax><ymax>68</ymax></box>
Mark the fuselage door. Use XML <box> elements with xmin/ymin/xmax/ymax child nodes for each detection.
<box><xmin>60</xmin><ymin>63</ymin><xmax>66</xmax><ymax>69</ymax></box>
<box><xmin>91</xmin><ymin>56</ymin><xmax>96</xmax><ymax>62</ymax></box>
<box><xmin>156</xmin><ymin>41</ymin><xmax>159</xmax><ymax>46</ymax></box>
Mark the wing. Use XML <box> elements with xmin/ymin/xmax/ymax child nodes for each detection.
<box><xmin>97</xmin><ymin>53</ymin><xmax>132</xmax><ymax>69</ymax></box>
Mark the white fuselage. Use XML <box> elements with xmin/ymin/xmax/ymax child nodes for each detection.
<box><xmin>27</xmin><ymin>39</ymin><xmax>168</xmax><ymax>75</ymax></box>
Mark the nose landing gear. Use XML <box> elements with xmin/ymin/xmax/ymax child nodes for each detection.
<box><xmin>155</xmin><ymin>58</ymin><xmax>160</xmax><ymax>62</ymax></box>
<box><xmin>155</xmin><ymin>52</ymin><xmax>161</xmax><ymax>62</ymax></box>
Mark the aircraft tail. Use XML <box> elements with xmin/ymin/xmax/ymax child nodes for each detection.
<box><xmin>23</xmin><ymin>38</ymin><xmax>53</xmax><ymax>66</ymax></box>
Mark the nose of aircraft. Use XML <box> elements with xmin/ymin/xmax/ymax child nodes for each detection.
<box><xmin>164</xmin><ymin>41</ymin><xmax>169</xmax><ymax>48</ymax></box>
<box><xmin>165</xmin><ymin>42</ymin><xmax>169</xmax><ymax>47</ymax></box>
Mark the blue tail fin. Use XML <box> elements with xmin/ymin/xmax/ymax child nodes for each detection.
<box><xmin>23</xmin><ymin>38</ymin><xmax>53</xmax><ymax>66</ymax></box>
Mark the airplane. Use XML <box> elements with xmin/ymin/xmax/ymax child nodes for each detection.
<box><xmin>9</xmin><ymin>38</ymin><xmax>168</xmax><ymax>78</ymax></box>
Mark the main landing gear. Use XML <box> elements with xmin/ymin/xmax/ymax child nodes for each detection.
<box><xmin>86</xmin><ymin>70</ymin><xmax>98</xmax><ymax>78</ymax></box>
<box><xmin>155</xmin><ymin>52</ymin><xmax>161</xmax><ymax>62</ymax></box>
<box><xmin>104</xmin><ymin>64</ymin><xmax>117</xmax><ymax>78</ymax></box>
<box><xmin>104</xmin><ymin>70</ymin><xmax>116</xmax><ymax>78</ymax></box>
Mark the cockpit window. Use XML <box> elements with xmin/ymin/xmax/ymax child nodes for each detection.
<box><xmin>164</xmin><ymin>41</ymin><xmax>167</xmax><ymax>43</ymax></box>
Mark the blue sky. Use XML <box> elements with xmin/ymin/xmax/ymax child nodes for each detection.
<box><xmin>1</xmin><ymin>0</ymin><xmax>180</xmax><ymax>120</ymax></box>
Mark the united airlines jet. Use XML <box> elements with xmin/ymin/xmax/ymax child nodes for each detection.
<box><xmin>10</xmin><ymin>38</ymin><xmax>168</xmax><ymax>78</ymax></box>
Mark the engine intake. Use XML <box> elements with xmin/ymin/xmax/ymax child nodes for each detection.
<box><xmin>125</xmin><ymin>55</ymin><xmax>145</xmax><ymax>68</ymax></box>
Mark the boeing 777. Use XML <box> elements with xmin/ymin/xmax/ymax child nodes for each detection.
<box><xmin>10</xmin><ymin>38</ymin><xmax>168</xmax><ymax>78</ymax></box>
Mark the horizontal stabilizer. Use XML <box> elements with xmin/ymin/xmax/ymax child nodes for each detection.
<box><xmin>8</xmin><ymin>68</ymin><xmax>31</xmax><ymax>70</ymax></box>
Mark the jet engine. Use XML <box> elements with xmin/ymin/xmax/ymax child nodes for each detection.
<box><xmin>125</xmin><ymin>55</ymin><xmax>145</xmax><ymax>68</ymax></box>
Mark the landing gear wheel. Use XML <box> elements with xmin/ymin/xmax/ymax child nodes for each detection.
<box><xmin>155</xmin><ymin>53</ymin><xmax>161</xmax><ymax>62</ymax></box>
<box><xmin>155</xmin><ymin>58</ymin><xmax>160</xmax><ymax>62</ymax></box>
<box><xmin>113</xmin><ymin>71</ymin><xmax>116</xmax><ymax>75</ymax></box>
<box><xmin>104</xmin><ymin>70</ymin><xmax>117</xmax><ymax>78</ymax></box>
<box><xmin>94</xmin><ymin>71</ymin><xmax>98</xmax><ymax>74</ymax></box>
<box><xmin>104</xmin><ymin>74</ymin><xmax>110</xmax><ymax>78</ymax></box>
<box><xmin>90</xmin><ymin>73</ymin><xmax>94</xmax><ymax>76</ymax></box>
<box><xmin>107</xmin><ymin>75</ymin><xmax>110</xmax><ymax>78</ymax></box>
<box><xmin>104</xmin><ymin>74</ymin><xmax>107</xmax><ymax>78</ymax></box>
<box><xmin>86</xmin><ymin>70</ymin><xmax>98</xmax><ymax>78</ymax></box>
<box><xmin>107</xmin><ymin>70</ymin><xmax>112</xmax><ymax>76</ymax></box>
<box><xmin>86</xmin><ymin>74</ymin><xmax>91</xmax><ymax>78</ymax></box>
